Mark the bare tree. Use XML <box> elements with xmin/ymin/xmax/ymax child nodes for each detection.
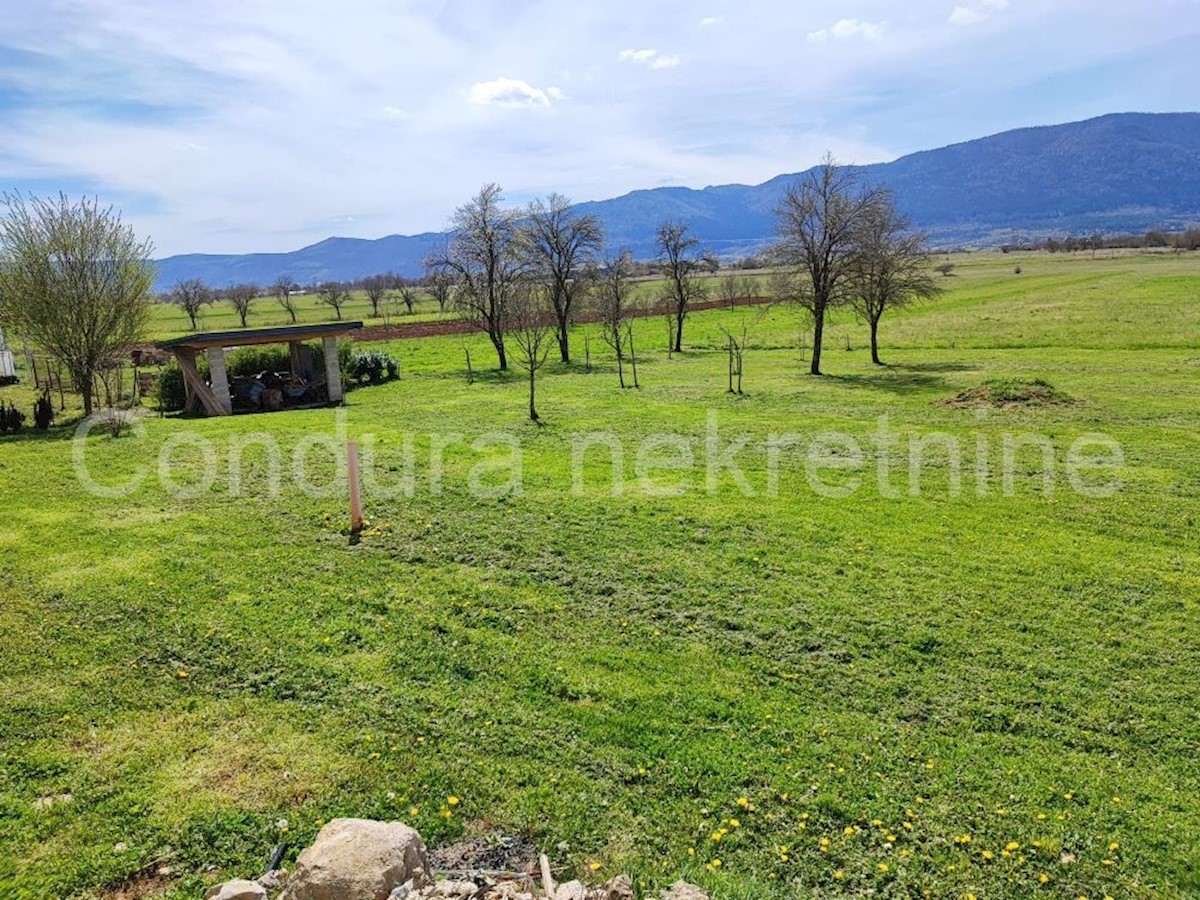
<box><xmin>0</xmin><ymin>193</ymin><xmax>154</xmax><ymax>416</ymax></box>
<box><xmin>721</xmin><ymin>324</ymin><xmax>747</xmax><ymax>394</ymax></box>
<box><xmin>772</xmin><ymin>155</ymin><xmax>885</xmax><ymax>375</ymax></box>
<box><xmin>170</xmin><ymin>278</ymin><xmax>211</xmax><ymax>330</ymax></box>
<box><xmin>718</xmin><ymin>273</ymin><xmax>749</xmax><ymax>309</ymax></box>
<box><xmin>509</xmin><ymin>285</ymin><xmax>554</xmax><ymax>422</ymax></box>
<box><xmin>850</xmin><ymin>196</ymin><xmax>942</xmax><ymax>366</ymax></box>
<box><xmin>427</xmin><ymin>271</ymin><xmax>453</xmax><ymax>314</ymax></box>
<box><xmin>225</xmin><ymin>283</ymin><xmax>259</xmax><ymax>327</ymax></box>
<box><xmin>362</xmin><ymin>275</ymin><xmax>389</xmax><ymax>317</ymax></box>
<box><xmin>523</xmin><ymin>193</ymin><xmax>604</xmax><ymax>363</ymax></box>
<box><xmin>272</xmin><ymin>276</ymin><xmax>299</xmax><ymax>323</ymax></box>
<box><xmin>596</xmin><ymin>251</ymin><xmax>635</xmax><ymax>388</ymax></box>
<box><xmin>397</xmin><ymin>278</ymin><xmax>420</xmax><ymax>314</ymax></box>
<box><xmin>317</xmin><ymin>281</ymin><xmax>348</xmax><ymax>320</ymax></box>
<box><xmin>427</xmin><ymin>184</ymin><xmax>527</xmax><ymax>369</ymax></box>
<box><xmin>656</xmin><ymin>220</ymin><xmax>708</xmax><ymax>353</ymax></box>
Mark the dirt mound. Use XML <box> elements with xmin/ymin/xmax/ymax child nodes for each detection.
<box><xmin>942</xmin><ymin>378</ymin><xmax>1074</xmax><ymax>408</ymax></box>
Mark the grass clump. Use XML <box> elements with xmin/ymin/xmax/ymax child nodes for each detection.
<box><xmin>943</xmin><ymin>377</ymin><xmax>1073</xmax><ymax>408</ymax></box>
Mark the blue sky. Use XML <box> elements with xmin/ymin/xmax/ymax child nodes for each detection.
<box><xmin>1</xmin><ymin>0</ymin><xmax>1195</xmax><ymax>256</ymax></box>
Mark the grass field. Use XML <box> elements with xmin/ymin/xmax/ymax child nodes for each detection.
<box><xmin>1</xmin><ymin>251</ymin><xmax>1198</xmax><ymax>899</ymax></box>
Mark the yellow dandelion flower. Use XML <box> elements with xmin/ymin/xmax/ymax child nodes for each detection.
<box><xmin>687</xmin><ymin>847</ymin><xmax>695</xmax><ymax>857</ymax></box>
<box><xmin>1039</xmin><ymin>874</ymin><xmax>1049</xmax><ymax>884</ymax></box>
<box><xmin>737</xmin><ymin>796</ymin><xmax>750</xmax><ymax>808</ymax></box>
<box><xmin>1108</xmin><ymin>842</ymin><xmax>1120</xmax><ymax>851</ymax></box>
<box><xmin>447</xmin><ymin>796</ymin><xmax>460</xmax><ymax>806</ymax></box>
<box><xmin>1006</xmin><ymin>841</ymin><xmax>1020</xmax><ymax>852</ymax></box>
<box><xmin>982</xmin><ymin>850</ymin><xmax>994</xmax><ymax>861</ymax></box>
<box><xmin>833</xmin><ymin>869</ymin><xmax>844</xmax><ymax>880</ymax></box>
<box><xmin>588</xmin><ymin>861</ymin><xmax>602</xmax><ymax>872</ymax></box>
<box><xmin>871</xmin><ymin>818</ymin><xmax>884</xmax><ymax>827</ymax></box>
<box><xmin>886</xmin><ymin>833</ymin><xmax>898</xmax><ymax>843</ymax></box>
<box><xmin>844</xmin><ymin>826</ymin><xmax>856</xmax><ymax>836</ymax></box>
<box><xmin>878</xmin><ymin>862</ymin><xmax>889</xmax><ymax>873</ymax></box>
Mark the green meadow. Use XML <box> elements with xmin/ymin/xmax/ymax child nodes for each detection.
<box><xmin>1</xmin><ymin>251</ymin><xmax>1198</xmax><ymax>899</ymax></box>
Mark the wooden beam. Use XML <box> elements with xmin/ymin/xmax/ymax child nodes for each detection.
<box><xmin>174</xmin><ymin>347</ymin><xmax>227</xmax><ymax>416</ymax></box>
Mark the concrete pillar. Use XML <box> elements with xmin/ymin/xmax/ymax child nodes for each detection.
<box><xmin>322</xmin><ymin>336</ymin><xmax>343</xmax><ymax>403</ymax></box>
<box><xmin>207</xmin><ymin>346</ymin><xmax>234</xmax><ymax>415</ymax></box>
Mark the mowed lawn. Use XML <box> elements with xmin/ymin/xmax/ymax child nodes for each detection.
<box><xmin>1</xmin><ymin>252</ymin><xmax>1198</xmax><ymax>899</ymax></box>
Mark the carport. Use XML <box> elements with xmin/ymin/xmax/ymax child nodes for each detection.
<box><xmin>156</xmin><ymin>321</ymin><xmax>363</xmax><ymax>416</ymax></box>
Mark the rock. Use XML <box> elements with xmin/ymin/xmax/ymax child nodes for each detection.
<box><xmin>387</xmin><ymin>880</ymin><xmax>415</xmax><ymax>900</ymax></box>
<box><xmin>280</xmin><ymin>818</ymin><xmax>432</xmax><ymax>900</ymax></box>
<box><xmin>432</xmin><ymin>881</ymin><xmax>478</xmax><ymax>898</ymax></box>
<box><xmin>258</xmin><ymin>870</ymin><xmax>286</xmax><ymax>890</ymax></box>
<box><xmin>482</xmin><ymin>882</ymin><xmax>535</xmax><ymax>900</ymax></box>
<box><xmin>599</xmin><ymin>875</ymin><xmax>634</xmax><ymax>900</ymax></box>
<box><xmin>204</xmin><ymin>880</ymin><xmax>268</xmax><ymax>900</ymax></box>
<box><xmin>554</xmin><ymin>881</ymin><xmax>586</xmax><ymax>900</ymax></box>
<box><xmin>660</xmin><ymin>882</ymin><xmax>709</xmax><ymax>900</ymax></box>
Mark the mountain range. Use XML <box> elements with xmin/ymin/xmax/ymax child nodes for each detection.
<box><xmin>153</xmin><ymin>112</ymin><xmax>1200</xmax><ymax>291</ymax></box>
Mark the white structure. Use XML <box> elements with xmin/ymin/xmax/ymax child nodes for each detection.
<box><xmin>0</xmin><ymin>328</ymin><xmax>17</xmax><ymax>381</ymax></box>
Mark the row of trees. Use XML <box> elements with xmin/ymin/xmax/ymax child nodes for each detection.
<box><xmin>433</xmin><ymin>158</ymin><xmax>939</xmax><ymax>383</ymax></box>
<box><xmin>166</xmin><ymin>272</ymin><xmax>449</xmax><ymax>330</ymax></box>
<box><xmin>1001</xmin><ymin>228</ymin><xmax>1200</xmax><ymax>254</ymax></box>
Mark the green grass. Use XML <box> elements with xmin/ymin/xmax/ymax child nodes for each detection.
<box><xmin>2</xmin><ymin>250</ymin><xmax>1199</xmax><ymax>899</ymax></box>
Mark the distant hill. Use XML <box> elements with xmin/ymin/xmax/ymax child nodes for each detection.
<box><xmin>153</xmin><ymin>112</ymin><xmax>1200</xmax><ymax>290</ymax></box>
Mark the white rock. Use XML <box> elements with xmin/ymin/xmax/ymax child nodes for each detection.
<box><xmin>598</xmin><ymin>875</ymin><xmax>634</xmax><ymax>900</ymax></box>
<box><xmin>660</xmin><ymin>882</ymin><xmax>709</xmax><ymax>900</ymax></box>
<box><xmin>280</xmin><ymin>818</ymin><xmax>433</xmax><ymax>900</ymax></box>
<box><xmin>433</xmin><ymin>881</ymin><xmax>478</xmax><ymax>898</ymax></box>
<box><xmin>204</xmin><ymin>880</ymin><xmax>268</xmax><ymax>900</ymax></box>
<box><xmin>554</xmin><ymin>881</ymin><xmax>586</xmax><ymax>900</ymax></box>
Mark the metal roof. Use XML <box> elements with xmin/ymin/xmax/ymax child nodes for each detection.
<box><xmin>156</xmin><ymin>321</ymin><xmax>363</xmax><ymax>351</ymax></box>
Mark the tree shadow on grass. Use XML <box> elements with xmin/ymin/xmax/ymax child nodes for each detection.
<box><xmin>826</xmin><ymin>370</ymin><xmax>948</xmax><ymax>395</ymax></box>
<box><xmin>0</xmin><ymin>421</ymin><xmax>80</xmax><ymax>444</ymax></box>
<box><xmin>886</xmin><ymin>361</ymin><xmax>983</xmax><ymax>373</ymax></box>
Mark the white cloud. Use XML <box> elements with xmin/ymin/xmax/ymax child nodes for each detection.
<box><xmin>949</xmin><ymin>0</ymin><xmax>1009</xmax><ymax>25</ymax></box>
<box><xmin>468</xmin><ymin>77</ymin><xmax>559</xmax><ymax>108</ymax></box>
<box><xmin>700</xmin><ymin>15</ymin><xmax>725</xmax><ymax>26</ymax></box>
<box><xmin>618</xmin><ymin>48</ymin><xmax>681</xmax><ymax>68</ymax></box>
<box><xmin>0</xmin><ymin>0</ymin><xmax>1185</xmax><ymax>257</ymax></box>
<box><xmin>807</xmin><ymin>19</ymin><xmax>885</xmax><ymax>42</ymax></box>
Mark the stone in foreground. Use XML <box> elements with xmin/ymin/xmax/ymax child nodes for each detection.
<box><xmin>280</xmin><ymin>818</ymin><xmax>433</xmax><ymax>900</ymax></box>
<box><xmin>660</xmin><ymin>882</ymin><xmax>710</xmax><ymax>900</ymax></box>
<box><xmin>204</xmin><ymin>880</ymin><xmax>268</xmax><ymax>900</ymax></box>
